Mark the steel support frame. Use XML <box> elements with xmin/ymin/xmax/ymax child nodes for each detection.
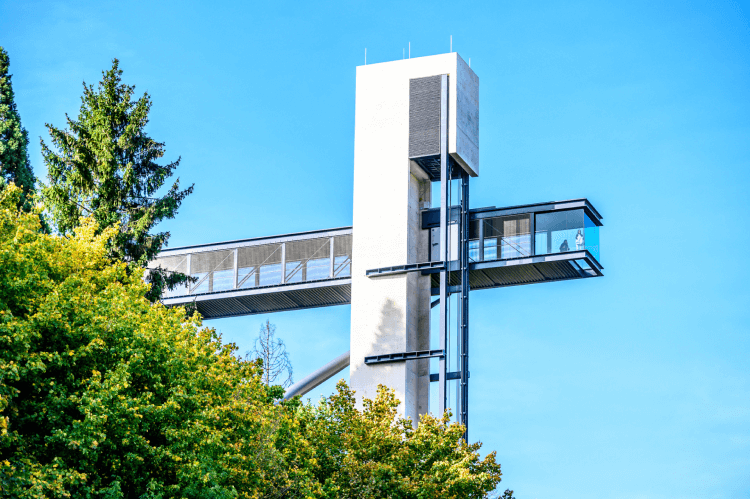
<box><xmin>434</xmin><ymin>73</ymin><xmax>470</xmax><ymax>440</ymax></box>
<box><xmin>458</xmin><ymin>170</ymin><xmax>470</xmax><ymax>441</ymax></box>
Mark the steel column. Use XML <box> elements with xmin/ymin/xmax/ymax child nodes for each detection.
<box><xmin>438</xmin><ymin>74</ymin><xmax>449</xmax><ymax>416</ymax></box>
<box><xmin>478</xmin><ymin>217</ymin><xmax>485</xmax><ymax>262</ymax></box>
<box><xmin>459</xmin><ymin>170</ymin><xmax>470</xmax><ymax>441</ymax></box>
<box><xmin>233</xmin><ymin>248</ymin><xmax>238</xmax><ymax>289</ymax></box>
<box><xmin>329</xmin><ymin>237</ymin><xmax>335</xmax><ymax>278</ymax></box>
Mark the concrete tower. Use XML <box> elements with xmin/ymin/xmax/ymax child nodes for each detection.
<box><xmin>349</xmin><ymin>53</ymin><xmax>479</xmax><ymax>422</ymax></box>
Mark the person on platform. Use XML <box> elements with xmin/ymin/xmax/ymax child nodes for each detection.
<box><xmin>576</xmin><ymin>229</ymin><xmax>584</xmax><ymax>250</ymax></box>
<box><xmin>559</xmin><ymin>239</ymin><xmax>569</xmax><ymax>252</ymax></box>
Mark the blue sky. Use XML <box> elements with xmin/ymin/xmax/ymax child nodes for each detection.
<box><xmin>3</xmin><ymin>0</ymin><xmax>750</xmax><ymax>497</ymax></box>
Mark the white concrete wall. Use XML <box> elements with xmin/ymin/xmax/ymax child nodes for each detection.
<box><xmin>350</xmin><ymin>53</ymin><xmax>477</xmax><ymax>423</ymax></box>
<box><xmin>451</xmin><ymin>54</ymin><xmax>480</xmax><ymax>177</ymax></box>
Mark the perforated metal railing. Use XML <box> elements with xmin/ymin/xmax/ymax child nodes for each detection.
<box><xmin>149</xmin><ymin>228</ymin><xmax>352</xmax><ymax>299</ymax></box>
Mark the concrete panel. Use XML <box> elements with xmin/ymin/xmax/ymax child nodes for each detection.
<box><xmin>450</xmin><ymin>54</ymin><xmax>479</xmax><ymax>177</ymax></box>
<box><xmin>350</xmin><ymin>54</ymin><xmax>461</xmax><ymax>423</ymax></box>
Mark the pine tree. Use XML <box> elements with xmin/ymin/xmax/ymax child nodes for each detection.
<box><xmin>41</xmin><ymin>58</ymin><xmax>193</xmax><ymax>301</ymax></box>
<box><xmin>0</xmin><ymin>47</ymin><xmax>36</xmax><ymax>212</ymax></box>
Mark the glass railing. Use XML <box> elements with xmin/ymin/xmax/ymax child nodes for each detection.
<box><xmin>468</xmin><ymin>214</ymin><xmax>533</xmax><ymax>262</ymax></box>
<box><xmin>466</xmin><ymin>209</ymin><xmax>600</xmax><ymax>264</ymax></box>
<box><xmin>534</xmin><ymin>209</ymin><xmax>600</xmax><ymax>262</ymax></box>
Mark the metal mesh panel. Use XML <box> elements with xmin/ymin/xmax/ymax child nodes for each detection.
<box><xmin>149</xmin><ymin>255</ymin><xmax>187</xmax><ymax>274</ymax></box>
<box><xmin>409</xmin><ymin>75</ymin><xmax>442</xmax><ymax>159</ymax></box>
<box><xmin>502</xmin><ymin>215</ymin><xmax>530</xmax><ymax>237</ymax></box>
<box><xmin>483</xmin><ymin>214</ymin><xmax>530</xmax><ymax>238</ymax></box>
<box><xmin>238</xmin><ymin>243</ymin><xmax>282</xmax><ymax>268</ymax></box>
<box><xmin>190</xmin><ymin>249</ymin><xmax>234</xmax><ymax>274</ymax></box>
<box><xmin>286</xmin><ymin>237</ymin><xmax>330</xmax><ymax>261</ymax></box>
<box><xmin>334</xmin><ymin>234</ymin><xmax>352</xmax><ymax>257</ymax></box>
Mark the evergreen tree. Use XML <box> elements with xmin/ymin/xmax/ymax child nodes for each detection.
<box><xmin>41</xmin><ymin>58</ymin><xmax>193</xmax><ymax>301</ymax></box>
<box><xmin>0</xmin><ymin>47</ymin><xmax>36</xmax><ymax>212</ymax></box>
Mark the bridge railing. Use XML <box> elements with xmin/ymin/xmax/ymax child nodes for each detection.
<box><xmin>149</xmin><ymin>228</ymin><xmax>352</xmax><ymax>299</ymax></box>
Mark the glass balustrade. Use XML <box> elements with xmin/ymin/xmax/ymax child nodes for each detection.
<box><xmin>468</xmin><ymin>214</ymin><xmax>532</xmax><ymax>262</ymax></box>
<box><xmin>534</xmin><ymin>209</ymin><xmax>600</xmax><ymax>262</ymax></box>
<box><xmin>465</xmin><ymin>208</ymin><xmax>600</xmax><ymax>264</ymax></box>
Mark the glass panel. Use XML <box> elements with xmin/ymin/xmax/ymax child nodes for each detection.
<box><xmin>480</xmin><ymin>214</ymin><xmax>531</xmax><ymax>260</ymax></box>
<box><xmin>238</xmin><ymin>266</ymin><xmax>256</xmax><ymax>288</ymax></box>
<box><xmin>575</xmin><ymin>259</ymin><xmax>592</xmax><ymax>270</ymax></box>
<box><xmin>468</xmin><ymin>220</ymin><xmax>479</xmax><ymax>239</ymax></box>
<box><xmin>468</xmin><ymin>240</ymin><xmax>479</xmax><ymax>262</ymax></box>
<box><xmin>501</xmin><ymin>234</ymin><xmax>531</xmax><ymax>259</ymax></box>
<box><xmin>212</xmin><ymin>269</ymin><xmax>234</xmax><ymax>291</ymax></box>
<box><xmin>307</xmin><ymin>257</ymin><xmax>330</xmax><ymax>281</ymax></box>
<box><xmin>534</xmin><ymin>209</ymin><xmax>585</xmax><ymax>255</ymax></box>
<box><xmin>584</xmin><ymin>213</ymin><xmax>600</xmax><ymax>262</ymax></box>
<box><xmin>191</xmin><ymin>272</ymin><xmax>209</xmax><ymax>294</ymax></box>
<box><xmin>259</xmin><ymin>263</ymin><xmax>282</xmax><ymax>286</ymax></box>
<box><xmin>334</xmin><ymin>256</ymin><xmax>350</xmax><ymax>277</ymax></box>
<box><xmin>285</xmin><ymin>261</ymin><xmax>303</xmax><ymax>283</ymax></box>
<box><xmin>484</xmin><ymin>238</ymin><xmax>497</xmax><ymax>261</ymax></box>
<box><xmin>535</xmin><ymin>232</ymin><xmax>547</xmax><ymax>255</ymax></box>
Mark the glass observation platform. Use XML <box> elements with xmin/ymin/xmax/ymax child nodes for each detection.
<box><xmin>386</xmin><ymin>198</ymin><xmax>603</xmax><ymax>292</ymax></box>
<box><xmin>454</xmin><ymin>198</ymin><xmax>602</xmax><ymax>291</ymax></box>
<box><xmin>152</xmin><ymin>199</ymin><xmax>601</xmax><ymax>319</ymax></box>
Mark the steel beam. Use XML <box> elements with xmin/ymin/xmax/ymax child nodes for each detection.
<box><xmin>429</xmin><ymin>371</ymin><xmax>468</xmax><ymax>382</ymax></box>
<box><xmin>364</xmin><ymin>349</ymin><xmax>445</xmax><ymax>365</ymax></box>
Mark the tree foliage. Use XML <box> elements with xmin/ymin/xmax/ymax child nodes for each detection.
<box><xmin>250</xmin><ymin>320</ymin><xmax>293</xmax><ymax>388</ymax></box>
<box><xmin>0</xmin><ymin>183</ymin><xmax>286</xmax><ymax>498</ymax></box>
<box><xmin>0</xmin><ymin>47</ymin><xmax>36</xmax><ymax>213</ymax></box>
<box><xmin>40</xmin><ymin>59</ymin><xmax>193</xmax><ymax>302</ymax></box>
<box><xmin>281</xmin><ymin>382</ymin><xmax>504</xmax><ymax>498</ymax></box>
<box><xmin>0</xmin><ymin>182</ymin><xmax>504</xmax><ymax>498</ymax></box>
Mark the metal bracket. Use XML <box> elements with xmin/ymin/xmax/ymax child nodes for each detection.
<box><xmin>429</xmin><ymin>371</ymin><xmax>469</xmax><ymax>382</ymax></box>
<box><xmin>366</xmin><ymin>261</ymin><xmax>445</xmax><ymax>277</ymax></box>
<box><xmin>364</xmin><ymin>349</ymin><xmax>445</xmax><ymax>365</ymax></box>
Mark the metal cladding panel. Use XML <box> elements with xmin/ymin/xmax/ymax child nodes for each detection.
<box><xmin>334</xmin><ymin>233</ymin><xmax>352</xmax><ymax>256</ymax></box>
<box><xmin>191</xmin><ymin>249</ymin><xmax>234</xmax><ymax>273</ymax></box>
<box><xmin>238</xmin><ymin>243</ymin><xmax>282</xmax><ymax>267</ymax></box>
<box><xmin>170</xmin><ymin>281</ymin><xmax>352</xmax><ymax>320</ymax></box>
<box><xmin>286</xmin><ymin>238</ymin><xmax>330</xmax><ymax>261</ymax></box>
<box><xmin>467</xmin><ymin>260</ymin><xmax>586</xmax><ymax>289</ymax></box>
<box><xmin>429</xmin><ymin>258</ymin><xmax>598</xmax><ymax>291</ymax></box>
<box><xmin>409</xmin><ymin>75</ymin><xmax>442</xmax><ymax>159</ymax></box>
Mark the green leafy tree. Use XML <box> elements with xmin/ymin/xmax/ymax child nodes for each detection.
<box><xmin>0</xmin><ymin>183</ymin><xmax>289</xmax><ymax>498</ymax></box>
<box><xmin>279</xmin><ymin>382</ymin><xmax>504</xmax><ymax>498</ymax></box>
<box><xmin>40</xmin><ymin>59</ymin><xmax>193</xmax><ymax>302</ymax></box>
<box><xmin>0</xmin><ymin>182</ymin><xmax>505</xmax><ymax>498</ymax></box>
<box><xmin>0</xmin><ymin>47</ymin><xmax>36</xmax><ymax>213</ymax></box>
